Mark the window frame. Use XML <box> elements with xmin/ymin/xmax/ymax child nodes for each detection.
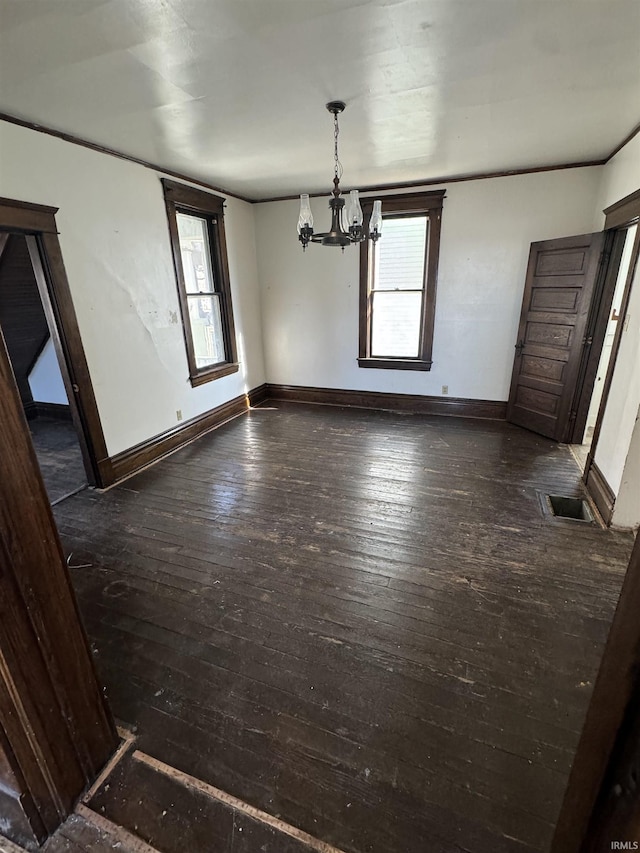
<box><xmin>162</xmin><ymin>179</ymin><xmax>239</xmax><ymax>387</ymax></box>
<box><xmin>358</xmin><ymin>190</ymin><xmax>445</xmax><ymax>371</ymax></box>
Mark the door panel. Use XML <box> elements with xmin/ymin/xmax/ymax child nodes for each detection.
<box><xmin>507</xmin><ymin>233</ymin><xmax>605</xmax><ymax>441</ymax></box>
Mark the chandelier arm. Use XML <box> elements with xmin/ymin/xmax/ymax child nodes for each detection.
<box><xmin>297</xmin><ymin>101</ymin><xmax>380</xmax><ymax>250</ymax></box>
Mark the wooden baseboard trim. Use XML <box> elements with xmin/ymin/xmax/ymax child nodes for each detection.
<box><xmin>107</xmin><ymin>391</ymin><xmax>252</xmax><ymax>485</ymax></box>
<box><xmin>23</xmin><ymin>400</ymin><xmax>37</xmax><ymax>420</ymax></box>
<box><xmin>247</xmin><ymin>382</ymin><xmax>269</xmax><ymax>408</ymax></box>
<box><xmin>35</xmin><ymin>402</ymin><xmax>73</xmax><ymax>421</ymax></box>
<box><xmin>103</xmin><ymin>382</ymin><xmax>505</xmax><ymax>487</ymax></box>
<box><xmin>584</xmin><ymin>458</ymin><xmax>616</xmax><ymax>525</ymax></box>
<box><xmin>263</xmin><ymin>383</ymin><xmax>507</xmax><ymax>420</ymax></box>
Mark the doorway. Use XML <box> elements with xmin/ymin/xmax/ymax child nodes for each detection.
<box><xmin>0</xmin><ymin>195</ymin><xmax>111</xmax><ymax>491</ymax></box>
<box><xmin>571</xmin><ymin>222</ymin><xmax>638</xmax><ymax>470</ymax></box>
<box><xmin>0</xmin><ymin>232</ymin><xmax>87</xmax><ymax>504</ymax></box>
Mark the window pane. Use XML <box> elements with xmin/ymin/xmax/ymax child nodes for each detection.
<box><xmin>373</xmin><ymin>216</ymin><xmax>427</xmax><ymax>291</ymax></box>
<box><xmin>371</xmin><ymin>291</ymin><xmax>422</xmax><ymax>357</ymax></box>
<box><xmin>177</xmin><ymin>213</ymin><xmax>215</xmax><ymax>294</ymax></box>
<box><xmin>187</xmin><ymin>294</ymin><xmax>226</xmax><ymax>367</ymax></box>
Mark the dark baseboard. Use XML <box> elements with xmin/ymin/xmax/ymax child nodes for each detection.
<box><xmin>247</xmin><ymin>382</ymin><xmax>269</xmax><ymax>407</ymax></box>
<box><xmin>23</xmin><ymin>400</ymin><xmax>37</xmax><ymax>420</ymax></box>
<box><xmin>107</xmin><ymin>391</ymin><xmax>251</xmax><ymax>485</ymax></box>
<box><xmin>35</xmin><ymin>402</ymin><xmax>73</xmax><ymax>421</ymax></box>
<box><xmin>102</xmin><ymin>381</ymin><xmax>505</xmax><ymax>488</ymax></box>
<box><xmin>584</xmin><ymin>457</ymin><xmax>615</xmax><ymax>525</ymax></box>
<box><xmin>262</xmin><ymin>383</ymin><xmax>507</xmax><ymax>420</ymax></box>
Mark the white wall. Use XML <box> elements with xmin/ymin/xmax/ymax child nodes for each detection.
<box><xmin>589</xmin><ymin>133</ymin><xmax>640</xmax><ymax>528</ymax></box>
<box><xmin>593</xmin><ymin>132</ymin><xmax>640</xmax><ymax>228</ymax></box>
<box><xmin>594</xmin><ymin>257</ymin><xmax>640</xmax><ymax>496</ymax></box>
<box><xmin>28</xmin><ymin>338</ymin><xmax>68</xmax><ymax>405</ymax></box>
<box><xmin>255</xmin><ymin>168</ymin><xmax>601</xmax><ymax>401</ymax></box>
<box><xmin>613</xmin><ymin>406</ymin><xmax>640</xmax><ymax>530</ymax></box>
<box><xmin>0</xmin><ymin>121</ymin><xmax>266</xmax><ymax>456</ymax></box>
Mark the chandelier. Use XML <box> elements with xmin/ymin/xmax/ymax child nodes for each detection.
<box><xmin>297</xmin><ymin>101</ymin><xmax>382</xmax><ymax>250</ymax></box>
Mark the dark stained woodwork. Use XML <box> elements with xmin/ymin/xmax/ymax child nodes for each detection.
<box><xmin>104</xmin><ymin>383</ymin><xmax>507</xmax><ymax>490</ymax></box>
<box><xmin>359</xmin><ymin>192</ymin><xmax>444</xmax><ymax>372</ymax></box>
<box><xmin>0</xmin><ymin>313</ymin><xmax>117</xmax><ymax>849</ymax></box>
<box><xmin>605</xmin><ymin>121</ymin><xmax>640</xmax><ymax>164</ymax></box>
<box><xmin>507</xmin><ymin>232</ymin><xmax>605</xmax><ymax>441</ymax></box>
<box><xmin>570</xmin><ymin>229</ymin><xmax>627</xmax><ymax>445</ymax></box>
<box><xmin>0</xmin><ymin>115</ymin><xmax>253</xmax><ymax>205</ymax></box>
<box><xmin>107</xmin><ymin>391</ymin><xmax>250</xmax><ymax>485</ymax></box>
<box><xmin>0</xmin><ymin>732</ymin><xmax>43</xmax><ymax>849</ymax></box>
<box><xmin>585</xmin><ymin>223</ymin><xmax>640</xmax><ymax>488</ymax></box>
<box><xmin>26</xmin><ymin>233</ymin><xmax>110</xmax><ymax>488</ymax></box>
<box><xmin>32</xmin><ymin>402</ymin><xmax>73</xmax><ymax>421</ymax></box>
<box><xmin>0</xmin><ymin>196</ymin><xmax>59</xmax><ymax>234</ymax></box>
<box><xmin>161</xmin><ymin>179</ymin><xmax>239</xmax><ymax>388</ymax></box>
<box><xmin>254</xmin><ymin>161</ymin><xmax>608</xmax><ymax>204</ymax></box>
<box><xmin>584</xmin><ymin>684</ymin><xmax>640</xmax><ymax>851</ymax></box>
<box><xmin>552</xmin><ymin>530</ymin><xmax>640</xmax><ymax>852</ymax></box>
<box><xmin>584</xmin><ymin>460</ymin><xmax>616</xmax><ymax>527</ymax></box>
<box><xmin>53</xmin><ymin>403</ymin><xmax>633</xmax><ymax>853</ymax></box>
<box><xmin>603</xmin><ymin>187</ymin><xmax>640</xmax><ymax>231</ymax></box>
<box><xmin>247</xmin><ymin>382</ymin><xmax>269</xmax><ymax>407</ymax></box>
<box><xmin>0</xmin><ymin>197</ymin><xmax>111</xmax><ymax>488</ymax></box>
<box><xmin>262</xmin><ymin>382</ymin><xmax>507</xmax><ymax>419</ymax></box>
<box><xmin>0</xmin><ymin>113</ymin><xmax>612</xmax><ymax>209</ymax></box>
<box><xmin>0</xmin><ymin>234</ymin><xmax>50</xmax><ymax>408</ymax></box>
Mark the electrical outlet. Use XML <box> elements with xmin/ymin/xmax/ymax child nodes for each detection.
<box><xmin>176</xmin><ymin>409</ymin><xmax>183</xmax><ymax>422</ymax></box>
<box><xmin>441</xmin><ymin>385</ymin><xmax>449</xmax><ymax>395</ymax></box>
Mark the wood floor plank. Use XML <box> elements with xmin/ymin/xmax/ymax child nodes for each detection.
<box><xmin>54</xmin><ymin>404</ymin><xmax>633</xmax><ymax>853</ymax></box>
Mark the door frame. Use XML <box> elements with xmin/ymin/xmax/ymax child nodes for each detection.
<box><xmin>582</xmin><ymin>189</ymin><xmax>640</xmax><ymax>520</ymax></box>
<box><xmin>552</xmin><ymin>528</ymin><xmax>640</xmax><ymax>851</ymax></box>
<box><xmin>0</xmin><ymin>196</ymin><xmax>111</xmax><ymax>487</ymax></box>
<box><xmin>567</xmin><ymin>227</ymin><xmax>627</xmax><ymax>444</ymax></box>
<box><xmin>0</xmin><ymin>297</ymin><xmax>117</xmax><ymax>846</ymax></box>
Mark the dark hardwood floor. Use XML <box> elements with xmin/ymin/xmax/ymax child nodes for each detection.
<box><xmin>29</xmin><ymin>415</ymin><xmax>87</xmax><ymax>504</ymax></box>
<box><xmin>52</xmin><ymin>403</ymin><xmax>634</xmax><ymax>853</ymax></box>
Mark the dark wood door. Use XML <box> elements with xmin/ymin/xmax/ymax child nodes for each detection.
<box><xmin>0</xmin><ymin>318</ymin><xmax>117</xmax><ymax>847</ymax></box>
<box><xmin>507</xmin><ymin>232</ymin><xmax>605</xmax><ymax>441</ymax></box>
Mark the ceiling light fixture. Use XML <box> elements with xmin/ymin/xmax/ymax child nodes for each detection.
<box><xmin>297</xmin><ymin>101</ymin><xmax>382</xmax><ymax>251</ymax></box>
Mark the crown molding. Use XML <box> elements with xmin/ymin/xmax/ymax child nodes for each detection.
<box><xmin>252</xmin><ymin>159</ymin><xmax>608</xmax><ymax>204</ymax></box>
<box><xmin>2</xmin><ymin>109</ymin><xmax>638</xmax><ymax>206</ymax></box>
<box><xmin>0</xmin><ymin>111</ymin><xmax>253</xmax><ymax>204</ymax></box>
<box><xmin>606</xmin><ymin>118</ymin><xmax>640</xmax><ymax>163</ymax></box>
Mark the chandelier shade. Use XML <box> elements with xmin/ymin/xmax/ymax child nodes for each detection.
<box><xmin>297</xmin><ymin>102</ymin><xmax>382</xmax><ymax>251</ymax></box>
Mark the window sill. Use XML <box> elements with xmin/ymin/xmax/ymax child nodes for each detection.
<box><xmin>190</xmin><ymin>362</ymin><xmax>240</xmax><ymax>387</ymax></box>
<box><xmin>358</xmin><ymin>358</ymin><xmax>433</xmax><ymax>372</ymax></box>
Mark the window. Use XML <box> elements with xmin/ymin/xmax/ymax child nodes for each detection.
<box><xmin>358</xmin><ymin>191</ymin><xmax>445</xmax><ymax>371</ymax></box>
<box><xmin>162</xmin><ymin>179</ymin><xmax>238</xmax><ymax>386</ymax></box>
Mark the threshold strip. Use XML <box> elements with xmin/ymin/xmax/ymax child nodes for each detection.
<box><xmin>134</xmin><ymin>749</ymin><xmax>349</xmax><ymax>853</ymax></box>
<box><xmin>81</xmin><ymin>725</ymin><xmax>137</xmax><ymax>804</ymax></box>
<box><xmin>76</xmin><ymin>803</ymin><xmax>160</xmax><ymax>853</ymax></box>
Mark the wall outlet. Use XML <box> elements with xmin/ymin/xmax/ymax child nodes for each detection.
<box><xmin>441</xmin><ymin>385</ymin><xmax>449</xmax><ymax>395</ymax></box>
<box><xmin>176</xmin><ymin>409</ymin><xmax>183</xmax><ymax>422</ymax></box>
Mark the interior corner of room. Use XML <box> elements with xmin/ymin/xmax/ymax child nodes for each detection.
<box><xmin>0</xmin><ymin>3</ymin><xmax>639</xmax><ymax>851</ymax></box>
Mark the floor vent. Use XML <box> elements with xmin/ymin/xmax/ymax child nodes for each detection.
<box><xmin>545</xmin><ymin>494</ymin><xmax>595</xmax><ymax>523</ymax></box>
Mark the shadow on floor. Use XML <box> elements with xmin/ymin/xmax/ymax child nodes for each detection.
<box><xmin>29</xmin><ymin>415</ymin><xmax>87</xmax><ymax>504</ymax></box>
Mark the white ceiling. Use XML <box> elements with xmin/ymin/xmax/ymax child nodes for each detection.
<box><xmin>1</xmin><ymin>0</ymin><xmax>639</xmax><ymax>200</ymax></box>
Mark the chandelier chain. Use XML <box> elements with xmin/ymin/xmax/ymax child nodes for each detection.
<box><xmin>333</xmin><ymin>111</ymin><xmax>343</xmax><ymax>183</ymax></box>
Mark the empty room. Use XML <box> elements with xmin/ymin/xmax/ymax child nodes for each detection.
<box><xmin>1</xmin><ymin>2</ymin><xmax>640</xmax><ymax>852</ymax></box>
